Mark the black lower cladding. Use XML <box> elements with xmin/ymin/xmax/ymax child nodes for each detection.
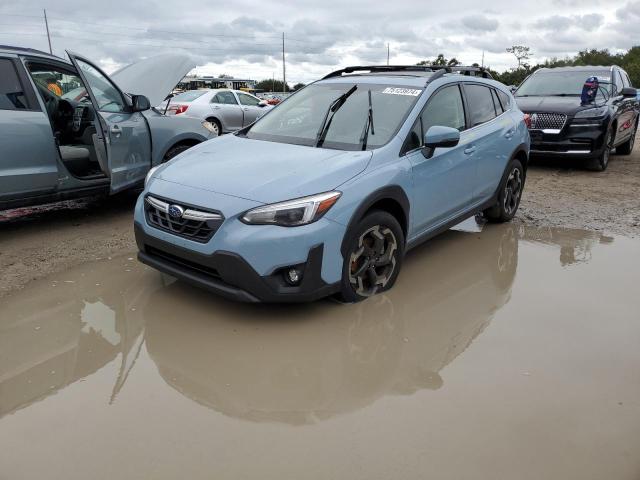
<box><xmin>529</xmin><ymin>123</ymin><xmax>607</xmax><ymax>158</ymax></box>
<box><xmin>134</xmin><ymin>223</ymin><xmax>339</xmax><ymax>303</ymax></box>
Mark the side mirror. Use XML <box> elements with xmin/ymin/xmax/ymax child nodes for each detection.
<box><xmin>131</xmin><ymin>94</ymin><xmax>151</xmax><ymax>112</ymax></box>
<box><xmin>621</xmin><ymin>87</ymin><xmax>637</xmax><ymax>98</ymax></box>
<box><xmin>422</xmin><ymin>126</ymin><xmax>460</xmax><ymax>158</ymax></box>
<box><xmin>509</xmin><ymin>85</ymin><xmax>517</xmax><ymax>93</ymax></box>
<box><xmin>258</xmin><ymin>100</ymin><xmax>268</xmax><ymax>107</ymax></box>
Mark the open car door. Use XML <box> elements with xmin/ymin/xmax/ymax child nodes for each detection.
<box><xmin>66</xmin><ymin>51</ymin><xmax>151</xmax><ymax>193</ymax></box>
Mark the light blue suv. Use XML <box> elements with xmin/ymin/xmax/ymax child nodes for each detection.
<box><xmin>134</xmin><ymin>65</ymin><xmax>530</xmax><ymax>303</ymax></box>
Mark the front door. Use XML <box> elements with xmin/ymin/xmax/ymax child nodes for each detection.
<box><xmin>0</xmin><ymin>57</ymin><xmax>59</xmax><ymax>201</ymax></box>
<box><xmin>210</xmin><ymin>91</ymin><xmax>243</xmax><ymax>131</ymax></box>
<box><xmin>236</xmin><ymin>92</ymin><xmax>264</xmax><ymax>126</ymax></box>
<box><xmin>67</xmin><ymin>52</ymin><xmax>151</xmax><ymax>193</ymax></box>
<box><xmin>406</xmin><ymin>84</ymin><xmax>475</xmax><ymax>236</ymax></box>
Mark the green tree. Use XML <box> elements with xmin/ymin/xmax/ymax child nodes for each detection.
<box><xmin>416</xmin><ymin>54</ymin><xmax>460</xmax><ymax>66</ymax></box>
<box><xmin>506</xmin><ymin>45</ymin><xmax>532</xmax><ymax>69</ymax></box>
<box><xmin>292</xmin><ymin>82</ymin><xmax>306</xmax><ymax>91</ymax></box>
<box><xmin>255</xmin><ymin>79</ymin><xmax>290</xmax><ymax>92</ymax></box>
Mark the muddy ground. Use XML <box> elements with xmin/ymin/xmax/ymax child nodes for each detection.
<box><xmin>1</xmin><ymin>141</ymin><xmax>639</xmax><ymax>298</ymax></box>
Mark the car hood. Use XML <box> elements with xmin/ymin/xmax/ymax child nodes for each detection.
<box><xmin>515</xmin><ymin>96</ymin><xmax>597</xmax><ymax>115</ymax></box>
<box><xmin>111</xmin><ymin>54</ymin><xmax>195</xmax><ymax>107</ymax></box>
<box><xmin>155</xmin><ymin>134</ymin><xmax>372</xmax><ymax>204</ymax></box>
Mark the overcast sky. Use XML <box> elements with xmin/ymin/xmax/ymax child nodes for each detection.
<box><xmin>1</xmin><ymin>0</ymin><xmax>638</xmax><ymax>84</ymax></box>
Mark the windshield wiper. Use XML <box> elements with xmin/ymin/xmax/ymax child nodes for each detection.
<box><xmin>315</xmin><ymin>85</ymin><xmax>357</xmax><ymax>147</ymax></box>
<box><xmin>359</xmin><ymin>89</ymin><xmax>375</xmax><ymax>150</ymax></box>
<box><xmin>547</xmin><ymin>94</ymin><xmax>580</xmax><ymax>97</ymax></box>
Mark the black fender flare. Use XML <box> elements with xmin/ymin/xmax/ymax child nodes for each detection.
<box><xmin>340</xmin><ymin>185</ymin><xmax>410</xmax><ymax>257</ymax></box>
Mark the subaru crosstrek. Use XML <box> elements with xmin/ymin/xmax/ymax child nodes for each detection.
<box><xmin>134</xmin><ymin>65</ymin><xmax>530</xmax><ymax>303</ymax></box>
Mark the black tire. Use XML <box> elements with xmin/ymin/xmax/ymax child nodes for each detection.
<box><xmin>484</xmin><ymin>158</ymin><xmax>525</xmax><ymax>223</ymax></box>
<box><xmin>588</xmin><ymin>125</ymin><xmax>613</xmax><ymax>171</ymax></box>
<box><xmin>339</xmin><ymin>210</ymin><xmax>405</xmax><ymax>303</ymax></box>
<box><xmin>205</xmin><ymin>117</ymin><xmax>222</xmax><ymax>136</ymax></box>
<box><xmin>616</xmin><ymin>124</ymin><xmax>637</xmax><ymax>156</ymax></box>
<box><xmin>163</xmin><ymin>143</ymin><xmax>195</xmax><ymax>162</ymax></box>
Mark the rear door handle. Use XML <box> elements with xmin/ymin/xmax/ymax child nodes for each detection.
<box><xmin>212</xmin><ymin>105</ymin><xmax>221</xmax><ymax>110</ymax></box>
<box><xmin>505</xmin><ymin>129</ymin><xmax>515</xmax><ymax>139</ymax></box>
<box><xmin>243</xmin><ymin>107</ymin><xmax>249</xmax><ymax>111</ymax></box>
<box><xmin>464</xmin><ymin>146</ymin><xmax>476</xmax><ymax>155</ymax></box>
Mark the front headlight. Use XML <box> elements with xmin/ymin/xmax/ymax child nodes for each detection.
<box><xmin>241</xmin><ymin>191</ymin><xmax>341</xmax><ymax>226</ymax></box>
<box><xmin>574</xmin><ymin>106</ymin><xmax>608</xmax><ymax>119</ymax></box>
<box><xmin>145</xmin><ymin>166</ymin><xmax>160</xmax><ymax>187</ymax></box>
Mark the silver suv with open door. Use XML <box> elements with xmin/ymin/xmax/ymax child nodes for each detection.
<box><xmin>0</xmin><ymin>46</ymin><xmax>216</xmax><ymax>210</ymax></box>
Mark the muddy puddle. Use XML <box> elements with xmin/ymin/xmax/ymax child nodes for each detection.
<box><xmin>1</xmin><ymin>224</ymin><xmax>639</xmax><ymax>479</ymax></box>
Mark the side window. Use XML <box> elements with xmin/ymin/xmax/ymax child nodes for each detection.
<box><xmin>622</xmin><ymin>71</ymin><xmax>632</xmax><ymax>88</ymax></box>
<box><xmin>213</xmin><ymin>91</ymin><xmax>238</xmax><ymax>105</ymax></box>
<box><xmin>420</xmin><ymin>85</ymin><xmax>466</xmax><ymax>134</ymax></box>
<box><xmin>75</xmin><ymin>59</ymin><xmax>126</xmax><ymax>112</ymax></box>
<box><xmin>0</xmin><ymin>59</ymin><xmax>28</xmax><ymax>110</ymax></box>
<box><xmin>464</xmin><ymin>84</ymin><xmax>497</xmax><ymax>127</ymax></box>
<box><xmin>497</xmin><ymin>90</ymin><xmax>511</xmax><ymax>110</ymax></box>
<box><xmin>491</xmin><ymin>89</ymin><xmax>504</xmax><ymax>115</ymax></box>
<box><xmin>238</xmin><ymin>93</ymin><xmax>261</xmax><ymax>106</ymax></box>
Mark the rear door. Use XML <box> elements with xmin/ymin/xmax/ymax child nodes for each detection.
<box><xmin>614</xmin><ymin>69</ymin><xmax>637</xmax><ymax>145</ymax></box>
<box><xmin>67</xmin><ymin>52</ymin><xmax>151</xmax><ymax>193</ymax></box>
<box><xmin>210</xmin><ymin>91</ymin><xmax>243</xmax><ymax>131</ymax></box>
<box><xmin>236</xmin><ymin>92</ymin><xmax>264</xmax><ymax>126</ymax></box>
<box><xmin>460</xmin><ymin>83</ymin><xmax>512</xmax><ymax>203</ymax></box>
<box><xmin>405</xmin><ymin>84</ymin><xmax>475</xmax><ymax>234</ymax></box>
<box><xmin>0</xmin><ymin>57</ymin><xmax>60</xmax><ymax>201</ymax></box>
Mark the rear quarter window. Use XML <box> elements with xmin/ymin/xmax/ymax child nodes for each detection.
<box><xmin>0</xmin><ymin>59</ymin><xmax>28</xmax><ymax>110</ymax></box>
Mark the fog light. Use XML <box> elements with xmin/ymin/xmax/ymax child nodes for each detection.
<box><xmin>285</xmin><ymin>268</ymin><xmax>302</xmax><ymax>286</ymax></box>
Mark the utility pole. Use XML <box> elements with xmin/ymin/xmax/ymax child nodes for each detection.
<box><xmin>481</xmin><ymin>50</ymin><xmax>485</xmax><ymax>69</ymax></box>
<box><xmin>43</xmin><ymin>9</ymin><xmax>52</xmax><ymax>54</ymax></box>
<box><xmin>387</xmin><ymin>43</ymin><xmax>390</xmax><ymax>65</ymax></box>
<box><xmin>282</xmin><ymin>32</ymin><xmax>286</xmax><ymax>94</ymax></box>
<box><xmin>272</xmin><ymin>72</ymin><xmax>275</xmax><ymax>93</ymax></box>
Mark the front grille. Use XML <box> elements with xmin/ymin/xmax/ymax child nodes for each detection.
<box><xmin>144</xmin><ymin>196</ymin><xmax>224</xmax><ymax>243</ymax></box>
<box><xmin>529</xmin><ymin>112</ymin><xmax>567</xmax><ymax>130</ymax></box>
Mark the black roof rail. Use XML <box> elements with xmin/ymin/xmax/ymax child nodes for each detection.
<box><xmin>322</xmin><ymin>64</ymin><xmax>493</xmax><ymax>80</ymax></box>
<box><xmin>0</xmin><ymin>45</ymin><xmax>54</xmax><ymax>56</ymax></box>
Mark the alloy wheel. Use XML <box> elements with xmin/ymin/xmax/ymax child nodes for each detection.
<box><xmin>348</xmin><ymin>225</ymin><xmax>398</xmax><ymax>297</ymax></box>
<box><xmin>503</xmin><ymin>167</ymin><xmax>523</xmax><ymax>216</ymax></box>
<box><xmin>601</xmin><ymin>128</ymin><xmax>613</xmax><ymax>169</ymax></box>
<box><xmin>207</xmin><ymin>121</ymin><xmax>220</xmax><ymax>135</ymax></box>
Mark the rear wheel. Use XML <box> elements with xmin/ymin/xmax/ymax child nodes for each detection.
<box><xmin>588</xmin><ymin>126</ymin><xmax>613</xmax><ymax>171</ymax></box>
<box><xmin>340</xmin><ymin>211</ymin><xmax>405</xmax><ymax>303</ymax></box>
<box><xmin>484</xmin><ymin>158</ymin><xmax>525</xmax><ymax>223</ymax></box>
<box><xmin>616</xmin><ymin>124</ymin><xmax>637</xmax><ymax>155</ymax></box>
<box><xmin>205</xmin><ymin>118</ymin><xmax>222</xmax><ymax>136</ymax></box>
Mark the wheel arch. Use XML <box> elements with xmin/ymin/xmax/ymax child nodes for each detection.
<box><xmin>340</xmin><ymin>185</ymin><xmax>410</xmax><ymax>257</ymax></box>
<box><xmin>161</xmin><ymin>137</ymin><xmax>202</xmax><ymax>161</ymax></box>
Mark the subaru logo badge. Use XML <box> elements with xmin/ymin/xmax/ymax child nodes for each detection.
<box><xmin>168</xmin><ymin>204</ymin><xmax>184</xmax><ymax>219</ymax></box>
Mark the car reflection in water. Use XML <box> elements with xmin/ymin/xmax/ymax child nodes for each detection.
<box><xmin>142</xmin><ymin>225</ymin><xmax>519</xmax><ymax>424</ymax></box>
<box><xmin>0</xmin><ymin>224</ymin><xmax>615</xmax><ymax>424</ymax></box>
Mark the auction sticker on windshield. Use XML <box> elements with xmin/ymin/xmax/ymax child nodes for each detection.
<box><xmin>382</xmin><ymin>87</ymin><xmax>422</xmax><ymax>96</ymax></box>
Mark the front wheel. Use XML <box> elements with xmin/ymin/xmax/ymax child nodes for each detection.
<box><xmin>484</xmin><ymin>158</ymin><xmax>525</xmax><ymax>223</ymax></box>
<box><xmin>339</xmin><ymin>211</ymin><xmax>405</xmax><ymax>303</ymax></box>
<box><xmin>588</xmin><ymin>126</ymin><xmax>613</xmax><ymax>171</ymax></box>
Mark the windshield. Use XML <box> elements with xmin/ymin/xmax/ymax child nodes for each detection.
<box><xmin>245</xmin><ymin>83</ymin><xmax>422</xmax><ymax>150</ymax></box>
<box><xmin>172</xmin><ymin>90</ymin><xmax>208</xmax><ymax>102</ymax></box>
<box><xmin>516</xmin><ymin>71</ymin><xmax>612</xmax><ymax>98</ymax></box>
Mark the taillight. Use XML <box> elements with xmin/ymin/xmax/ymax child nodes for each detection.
<box><xmin>523</xmin><ymin>113</ymin><xmax>532</xmax><ymax>129</ymax></box>
<box><xmin>170</xmin><ymin>104</ymin><xmax>189</xmax><ymax>115</ymax></box>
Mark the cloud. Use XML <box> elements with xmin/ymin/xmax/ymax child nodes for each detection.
<box><xmin>533</xmin><ymin>13</ymin><xmax>604</xmax><ymax>32</ymax></box>
<box><xmin>462</xmin><ymin>15</ymin><xmax>499</xmax><ymax>32</ymax></box>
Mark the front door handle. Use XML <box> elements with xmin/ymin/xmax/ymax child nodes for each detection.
<box><xmin>243</xmin><ymin>107</ymin><xmax>249</xmax><ymax>111</ymax></box>
<box><xmin>212</xmin><ymin>105</ymin><xmax>221</xmax><ymax>110</ymax></box>
<box><xmin>505</xmin><ymin>129</ymin><xmax>515</xmax><ymax>139</ymax></box>
<box><xmin>464</xmin><ymin>146</ymin><xmax>476</xmax><ymax>155</ymax></box>
<box><xmin>110</xmin><ymin>125</ymin><xmax>121</xmax><ymax>136</ymax></box>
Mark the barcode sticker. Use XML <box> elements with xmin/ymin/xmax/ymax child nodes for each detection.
<box><xmin>382</xmin><ymin>87</ymin><xmax>422</xmax><ymax>96</ymax></box>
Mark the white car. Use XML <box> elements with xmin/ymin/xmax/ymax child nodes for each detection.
<box><xmin>159</xmin><ymin>89</ymin><xmax>273</xmax><ymax>135</ymax></box>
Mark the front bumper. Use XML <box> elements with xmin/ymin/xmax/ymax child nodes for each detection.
<box><xmin>133</xmin><ymin>186</ymin><xmax>345</xmax><ymax>303</ymax></box>
<box><xmin>135</xmin><ymin>224</ymin><xmax>339</xmax><ymax>302</ymax></box>
<box><xmin>528</xmin><ymin>121</ymin><xmax>607</xmax><ymax>159</ymax></box>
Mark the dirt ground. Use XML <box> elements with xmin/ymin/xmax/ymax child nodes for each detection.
<box><xmin>1</xmin><ymin>140</ymin><xmax>639</xmax><ymax>298</ymax></box>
